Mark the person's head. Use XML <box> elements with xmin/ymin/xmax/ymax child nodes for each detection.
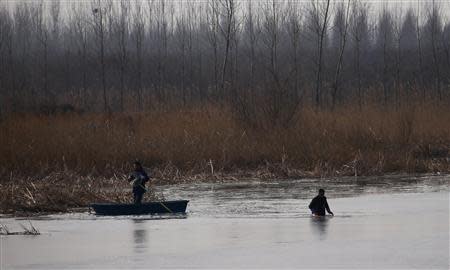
<box><xmin>133</xmin><ymin>161</ymin><xmax>143</xmax><ymax>171</ymax></box>
<box><xmin>318</xmin><ymin>189</ymin><xmax>325</xmax><ymax>196</ymax></box>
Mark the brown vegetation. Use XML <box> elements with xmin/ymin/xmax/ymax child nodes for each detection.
<box><xmin>0</xmin><ymin>172</ymin><xmax>164</xmax><ymax>215</ymax></box>
<box><xmin>0</xmin><ymin>221</ymin><xmax>40</xmax><ymax>235</ymax></box>
<box><xmin>0</xmin><ymin>102</ymin><xmax>449</xmax><ymax>214</ymax></box>
<box><xmin>1</xmin><ymin>1</ymin><xmax>449</xmax><ymax>215</ymax></box>
<box><xmin>1</xmin><ymin>103</ymin><xmax>449</xmax><ymax>178</ymax></box>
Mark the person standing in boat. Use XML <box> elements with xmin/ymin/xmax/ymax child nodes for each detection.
<box><xmin>309</xmin><ymin>189</ymin><xmax>334</xmax><ymax>216</ymax></box>
<box><xmin>128</xmin><ymin>161</ymin><xmax>150</xmax><ymax>204</ymax></box>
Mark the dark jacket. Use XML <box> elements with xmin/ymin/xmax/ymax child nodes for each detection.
<box><xmin>308</xmin><ymin>195</ymin><xmax>332</xmax><ymax>216</ymax></box>
<box><xmin>129</xmin><ymin>169</ymin><xmax>150</xmax><ymax>193</ymax></box>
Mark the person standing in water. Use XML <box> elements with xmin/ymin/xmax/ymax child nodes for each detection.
<box><xmin>309</xmin><ymin>189</ymin><xmax>334</xmax><ymax>216</ymax></box>
<box><xmin>128</xmin><ymin>161</ymin><xmax>150</xmax><ymax>204</ymax></box>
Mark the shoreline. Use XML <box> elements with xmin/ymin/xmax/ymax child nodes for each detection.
<box><xmin>1</xmin><ymin>169</ymin><xmax>448</xmax><ymax>217</ymax></box>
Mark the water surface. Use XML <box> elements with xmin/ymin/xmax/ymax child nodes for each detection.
<box><xmin>1</xmin><ymin>174</ymin><xmax>449</xmax><ymax>269</ymax></box>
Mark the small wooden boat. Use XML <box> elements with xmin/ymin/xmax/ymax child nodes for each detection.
<box><xmin>90</xmin><ymin>200</ymin><xmax>189</xmax><ymax>216</ymax></box>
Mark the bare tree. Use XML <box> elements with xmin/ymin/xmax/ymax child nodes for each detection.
<box><xmin>176</xmin><ymin>3</ymin><xmax>188</xmax><ymax>105</ymax></box>
<box><xmin>415</xmin><ymin>0</ymin><xmax>425</xmax><ymax>98</ymax></box>
<box><xmin>261</xmin><ymin>0</ymin><xmax>283</xmax><ymax>123</ymax></box>
<box><xmin>206</xmin><ymin>0</ymin><xmax>220</xmax><ymax>98</ymax></box>
<box><xmin>350</xmin><ymin>1</ymin><xmax>370</xmax><ymax>109</ymax></box>
<box><xmin>399</xmin><ymin>8</ymin><xmax>417</xmax><ymax>102</ymax></box>
<box><xmin>187</xmin><ymin>2</ymin><xmax>196</xmax><ymax>102</ymax></box>
<box><xmin>153</xmin><ymin>0</ymin><xmax>170</xmax><ymax>105</ymax></box>
<box><xmin>0</xmin><ymin>5</ymin><xmax>13</xmax><ymax>114</ymax></box>
<box><xmin>376</xmin><ymin>6</ymin><xmax>394</xmax><ymax>105</ymax></box>
<box><xmin>0</xmin><ymin>1</ymin><xmax>449</xmax><ymax>115</ymax></box>
<box><xmin>331</xmin><ymin>0</ymin><xmax>351</xmax><ymax>109</ymax></box>
<box><xmin>425</xmin><ymin>0</ymin><xmax>443</xmax><ymax>100</ymax></box>
<box><xmin>91</xmin><ymin>0</ymin><xmax>110</xmax><ymax>112</ymax></box>
<box><xmin>243</xmin><ymin>1</ymin><xmax>260</xmax><ymax>98</ymax></box>
<box><xmin>218</xmin><ymin>0</ymin><xmax>237</xmax><ymax>97</ymax></box>
<box><xmin>442</xmin><ymin>22</ymin><xmax>450</xmax><ymax>87</ymax></box>
<box><xmin>132</xmin><ymin>0</ymin><xmax>145</xmax><ymax>111</ymax></box>
<box><xmin>71</xmin><ymin>2</ymin><xmax>90</xmax><ymax>109</ymax></box>
<box><xmin>309</xmin><ymin>0</ymin><xmax>331</xmax><ymax>108</ymax></box>
<box><xmin>31</xmin><ymin>1</ymin><xmax>50</xmax><ymax>105</ymax></box>
<box><xmin>286</xmin><ymin>0</ymin><xmax>303</xmax><ymax>104</ymax></box>
<box><xmin>112</xmin><ymin>0</ymin><xmax>130</xmax><ymax>111</ymax></box>
<box><xmin>392</xmin><ymin>7</ymin><xmax>404</xmax><ymax>107</ymax></box>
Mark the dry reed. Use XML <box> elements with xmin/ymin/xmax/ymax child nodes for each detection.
<box><xmin>0</xmin><ymin>102</ymin><xmax>449</xmax><ymax>213</ymax></box>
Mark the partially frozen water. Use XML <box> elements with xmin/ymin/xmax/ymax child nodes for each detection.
<box><xmin>1</xmin><ymin>174</ymin><xmax>449</xmax><ymax>269</ymax></box>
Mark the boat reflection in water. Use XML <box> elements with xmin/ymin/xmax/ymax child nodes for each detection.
<box><xmin>132</xmin><ymin>219</ymin><xmax>148</xmax><ymax>254</ymax></box>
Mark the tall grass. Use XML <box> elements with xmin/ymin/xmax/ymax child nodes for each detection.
<box><xmin>1</xmin><ymin>102</ymin><xmax>449</xmax><ymax>213</ymax></box>
<box><xmin>1</xmin><ymin>102</ymin><xmax>449</xmax><ymax>180</ymax></box>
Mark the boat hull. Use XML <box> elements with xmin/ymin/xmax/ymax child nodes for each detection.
<box><xmin>90</xmin><ymin>200</ymin><xmax>189</xmax><ymax>215</ymax></box>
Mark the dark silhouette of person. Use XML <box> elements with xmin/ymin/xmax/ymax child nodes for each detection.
<box><xmin>309</xmin><ymin>189</ymin><xmax>334</xmax><ymax>216</ymax></box>
<box><xmin>128</xmin><ymin>161</ymin><xmax>150</xmax><ymax>204</ymax></box>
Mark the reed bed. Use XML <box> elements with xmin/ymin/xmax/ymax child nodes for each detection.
<box><xmin>0</xmin><ymin>103</ymin><xmax>449</xmax><ymax>214</ymax></box>
<box><xmin>0</xmin><ymin>221</ymin><xmax>40</xmax><ymax>235</ymax></box>
<box><xmin>0</xmin><ymin>172</ymin><xmax>164</xmax><ymax>214</ymax></box>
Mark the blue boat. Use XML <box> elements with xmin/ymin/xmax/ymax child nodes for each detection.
<box><xmin>90</xmin><ymin>200</ymin><xmax>189</xmax><ymax>216</ymax></box>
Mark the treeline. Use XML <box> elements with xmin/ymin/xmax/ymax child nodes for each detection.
<box><xmin>0</xmin><ymin>0</ymin><xmax>449</xmax><ymax>121</ymax></box>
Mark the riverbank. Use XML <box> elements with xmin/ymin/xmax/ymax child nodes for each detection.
<box><xmin>0</xmin><ymin>169</ymin><xmax>313</xmax><ymax>216</ymax></box>
<box><xmin>1</xmin><ymin>103</ymin><xmax>449</xmax><ymax>214</ymax></box>
<box><xmin>0</xmin><ymin>171</ymin><xmax>449</xmax><ymax>216</ymax></box>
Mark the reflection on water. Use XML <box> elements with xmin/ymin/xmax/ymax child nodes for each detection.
<box><xmin>1</xmin><ymin>175</ymin><xmax>449</xmax><ymax>269</ymax></box>
<box><xmin>162</xmin><ymin>174</ymin><xmax>449</xmax><ymax>218</ymax></box>
<box><xmin>310</xmin><ymin>216</ymin><xmax>330</xmax><ymax>240</ymax></box>
<box><xmin>132</xmin><ymin>220</ymin><xmax>147</xmax><ymax>254</ymax></box>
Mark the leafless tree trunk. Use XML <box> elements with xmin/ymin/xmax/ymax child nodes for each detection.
<box><xmin>261</xmin><ymin>0</ymin><xmax>283</xmax><ymax>123</ymax></box>
<box><xmin>287</xmin><ymin>1</ymin><xmax>302</xmax><ymax>101</ymax></box>
<box><xmin>377</xmin><ymin>7</ymin><xmax>394</xmax><ymax>105</ymax></box>
<box><xmin>133</xmin><ymin>0</ymin><xmax>145</xmax><ymax>111</ymax></box>
<box><xmin>218</xmin><ymin>0</ymin><xmax>236</xmax><ymax>95</ymax></box>
<box><xmin>331</xmin><ymin>0</ymin><xmax>351</xmax><ymax>110</ymax></box>
<box><xmin>416</xmin><ymin>1</ymin><xmax>425</xmax><ymax>99</ymax></box>
<box><xmin>112</xmin><ymin>0</ymin><xmax>129</xmax><ymax>112</ymax></box>
<box><xmin>32</xmin><ymin>1</ymin><xmax>50</xmax><ymax>106</ymax></box>
<box><xmin>176</xmin><ymin>4</ymin><xmax>187</xmax><ymax>105</ymax></box>
<box><xmin>393</xmin><ymin>8</ymin><xmax>404</xmax><ymax>107</ymax></box>
<box><xmin>0</xmin><ymin>1</ymin><xmax>448</xmax><ymax>114</ymax></box>
<box><xmin>427</xmin><ymin>1</ymin><xmax>442</xmax><ymax>100</ymax></box>
<box><xmin>244</xmin><ymin>1</ymin><xmax>260</xmax><ymax>101</ymax></box>
<box><xmin>0</xmin><ymin>6</ymin><xmax>13</xmax><ymax>115</ymax></box>
<box><xmin>311</xmin><ymin>0</ymin><xmax>331</xmax><ymax>108</ymax></box>
<box><xmin>187</xmin><ymin>3</ymin><xmax>195</xmax><ymax>102</ymax></box>
<box><xmin>91</xmin><ymin>0</ymin><xmax>110</xmax><ymax>113</ymax></box>
<box><xmin>350</xmin><ymin>1</ymin><xmax>367</xmax><ymax>110</ymax></box>
<box><xmin>231</xmin><ymin>16</ymin><xmax>240</xmax><ymax>102</ymax></box>
<box><xmin>72</xmin><ymin>2</ymin><xmax>89</xmax><ymax>109</ymax></box>
<box><xmin>154</xmin><ymin>0</ymin><xmax>169</xmax><ymax>105</ymax></box>
<box><xmin>206</xmin><ymin>1</ymin><xmax>218</xmax><ymax>98</ymax></box>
